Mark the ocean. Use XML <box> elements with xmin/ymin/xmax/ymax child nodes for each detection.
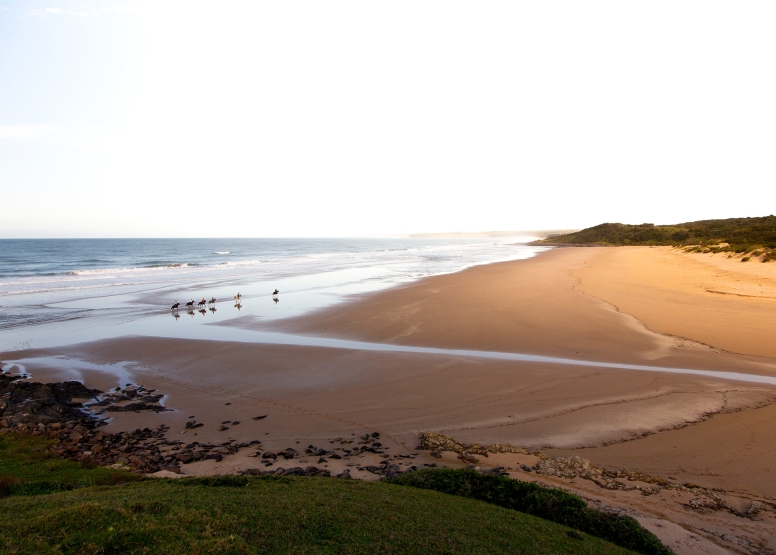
<box><xmin>0</xmin><ymin>237</ymin><xmax>545</xmax><ymax>351</ymax></box>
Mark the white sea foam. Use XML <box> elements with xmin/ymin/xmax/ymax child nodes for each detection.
<box><xmin>0</xmin><ymin>237</ymin><xmax>547</xmax><ymax>330</ymax></box>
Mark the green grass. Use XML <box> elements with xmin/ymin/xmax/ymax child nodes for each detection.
<box><xmin>0</xmin><ymin>432</ymin><xmax>140</xmax><ymax>496</ymax></box>
<box><xmin>536</xmin><ymin>215</ymin><xmax>776</xmax><ymax>253</ymax></box>
<box><xmin>0</xmin><ymin>476</ymin><xmax>641</xmax><ymax>555</ymax></box>
<box><xmin>0</xmin><ymin>433</ymin><xmax>646</xmax><ymax>555</ymax></box>
<box><xmin>388</xmin><ymin>468</ymin><xmax>671</xmax><ymax>555</ymax></box>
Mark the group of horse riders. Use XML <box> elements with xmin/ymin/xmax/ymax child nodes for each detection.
<box><xmin>170</xmin><ymin>290</ymin><xmax>279</xmax><ymax>312</ymax></box>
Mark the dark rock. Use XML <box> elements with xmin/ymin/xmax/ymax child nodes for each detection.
<box><xmin>0</xmin><ymin>374</ymin><xmax>102</xmax><ymax>427</ymax></box>
<box><xmin>280</xmin><ymin>448</ymin><xmax>298</xmax><ymax>460</ymax></box>
<box><xmin>252</xmin><ymin>415</ymin><xmax>267</xmax><ymax>420</ymax></box>
<box><xmin>305</xmin><ymin>466</ymin><xmax>331</xmax><ymax>477</ymax></box>
<box><xmin>106</xmin><ymin>403</ymin><xmax>170</xmax><ymax>413</ymax></box>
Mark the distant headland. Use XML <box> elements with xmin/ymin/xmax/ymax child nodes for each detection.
<box><xmin>533</xmin><ymin>215</ymin><xmax>776</xmax><ymax>259</ymax></box>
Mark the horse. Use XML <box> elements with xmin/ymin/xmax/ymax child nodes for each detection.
<box><xmin>198</xmin><ymin>298</ymin><xmax>207</xmax><ymax>309</ymax></box>
<box><xmin>171</xmin><ymin>302</ymin><xmax>180</xmax><ymax>311</ymax></box>
<box><xmin>185</xmin><ymin>300</ymin><xmax>195</xmax><ymax>309</ymax></box>
<box><xmin>208</xmin><ymin>297</ymin><xmax>216</xmax><ymax>306</ymax></box>
<box><xmin>272</xmin><ymin>289</ymin><xmax>279</xmax><ymax>296</ymax></box>
<box><xmin>234</xmin><ymin>292</ymin><xmax>242</xmax><ymax>301</ymax></box>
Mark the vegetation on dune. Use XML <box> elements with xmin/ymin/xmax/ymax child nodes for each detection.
<box><xmin>388</xmin><ymin>468</ymin><xmax>671</xmax><ymax>555</ymax></box>
<box><xmin>536</xmin><ymin>215</ymin><xmax>776</xmax><ymax>258</ymax></box>
<box><xmin>0</xmin><ymin>432</ymin><xmax>662</xmax><ymax>555</ymax></box>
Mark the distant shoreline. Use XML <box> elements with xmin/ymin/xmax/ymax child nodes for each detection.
<box><xmin>409</xmin><ymin>229</ymin><xmax>578</xmax><ymax>239</ymax></box>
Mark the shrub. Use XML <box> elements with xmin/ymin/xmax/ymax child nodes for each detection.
<box><xmin>742</xmin><ymin>257</ymin><xmax>750</xmax><ymax>262</ymax></box>
<box><xmin>387</xmin><ymin>468</ymin><xmax>672</xmax><ymax>555</ymax></box>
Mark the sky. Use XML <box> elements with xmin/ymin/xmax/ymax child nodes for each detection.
<box><xmin>1</xmin><ymin>1</ymin><xmax>775</xmax><ymax>238</ymax></box>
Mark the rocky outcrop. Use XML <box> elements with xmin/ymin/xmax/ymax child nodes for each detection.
<box><xmin>0</xmin><ymin>372</ymin><xmax>101</xmax><ymax>427</ymax></box>
<box><xmin>534</xmin><ymin>456</ymin><xmax>666</xmax><ymax>494</ymax></box>
<box><xmin>418</xmin><ymin>431</ymin><xmax>548</xmax><ymax>463</ymax></box>
<box><xmin>0</xmin><ymin>370</ymin><xmax>260</xmax><ymax>474</ymax></box>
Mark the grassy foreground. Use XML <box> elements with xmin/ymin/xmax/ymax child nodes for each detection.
<box><xmin>1</xmin><ymin>476</ymin><xmax>640</xmax><ymax>555</ymax></box>
<box><xmin>0</xmin><ymin>432</ymin><xmax>141</xmax><ymax>496</ymax></box>
<box><xmin>0</xmin><ymin>432</ymin><xmax>647</xmax><ymax>554</ymax></box>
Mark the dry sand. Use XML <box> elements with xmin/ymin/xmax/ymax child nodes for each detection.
<box><xmin>572</xmin><ymin>247</ymin><xmax>776</xmax><ymax>359</ymax></box>
<box><xmin>5</xmin><ymin>246</ymin><xmax>776</xmax><ymax>554</ymax></box>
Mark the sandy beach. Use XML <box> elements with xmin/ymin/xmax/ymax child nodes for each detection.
<box><xmin>4</xmin><ymin>246</ymin><xmax>776</xmax><ymax>553</ymax></box>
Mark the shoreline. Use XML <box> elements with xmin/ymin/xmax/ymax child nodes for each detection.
<box><xmin>3</xmin><ymin>246</ymin><xmax>776</xmax><ymax>553</ymax></box>
<box><xmin>4</xmin><ymin>247</ymin><xmax>776</xmax><ymax>456</ymax></box>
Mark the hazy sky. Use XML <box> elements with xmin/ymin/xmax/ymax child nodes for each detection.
<box><xmin>1</xmin><ymin>1</ymin><xmax>774</xmax><ymax>238</ymax></box>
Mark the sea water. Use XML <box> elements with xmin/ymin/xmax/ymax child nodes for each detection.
<box><xmin>0</xmin><ymin>236</ymin><xmax>544</xmax><ymax>351</ymax></box>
